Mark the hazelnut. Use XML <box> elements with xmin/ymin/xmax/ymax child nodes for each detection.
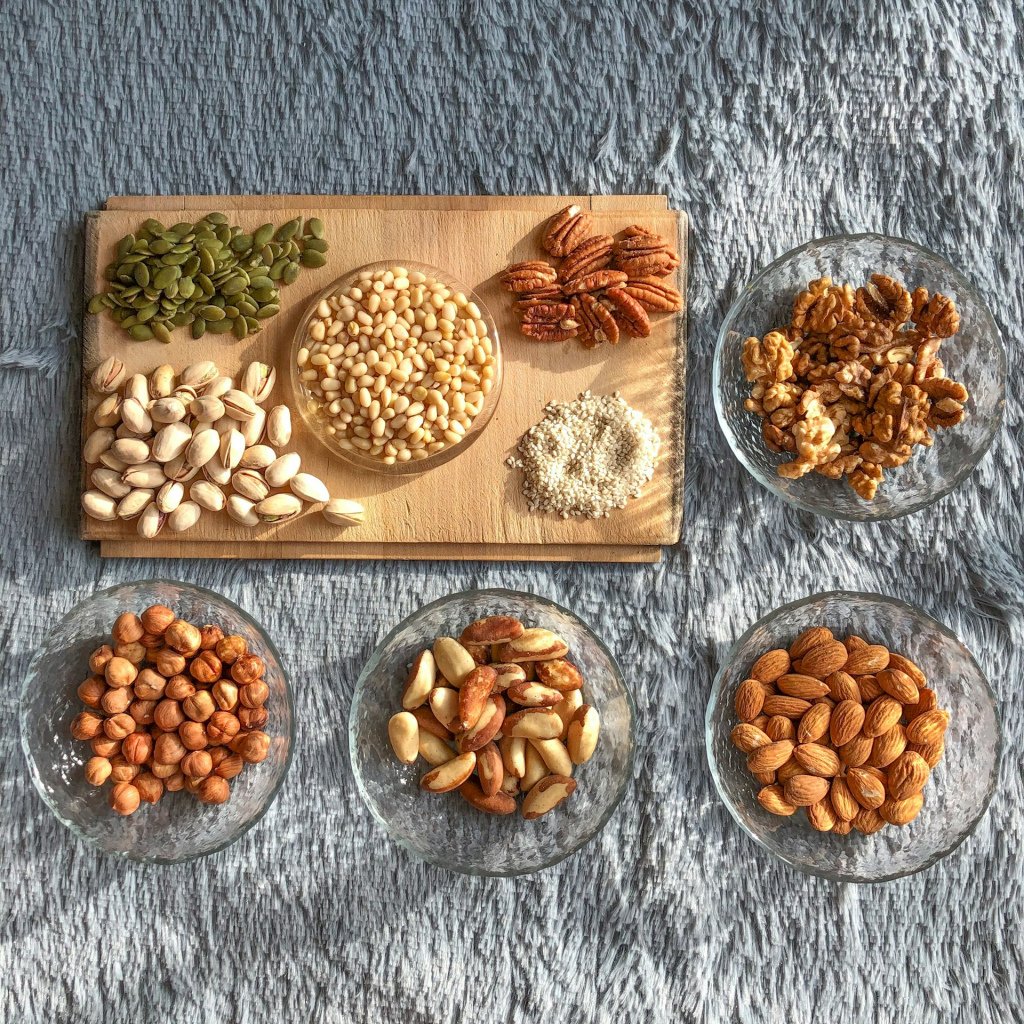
<box><xmin>109</xmin><ymin>754</ymin><xmax>140</xmax><ymax>783</ymax></box>
<box><xmin>215</xmin><ymin>752</ymin><xmax>245</xmax><ymax>780</ymax></box>
<box><xmin>189</xmin><ymin>651</ymin><xmax>222</xmax><ymax>684</ymax></box>
<box><xmin>181</xmin><ymin>750</ymin><xmax>213</xmax><ymax>779</ymax></box>
<box><xmin>239</xmin><ymin>680</ymin><xmax>270</xmax><ymax>708</ymax></box>
<box><xmin>153</xmin><ymin>649</ymin><xmax>187</xmax><ymax>677</ymax></box>
<box><xmin>196</xmin><ymin>776</ymin><xmax>231</xmax><ymax>805</ymax></box>
<box><xmin>184</xmin><ymin>776</ymin><xmax>203</xmax><ymax>795</ymax></box>
<box><xmin>231</xmin><ymin>730</ymin><xmax>270</xmax><ymax>764</ymax></box>
<box><xmin>182</xmin><ymin>690</ymin><xmax>215</xmax><ymax>723</ymax></box>
<box><xmin>150</xmin><ymin>761</ymin><xmax>178</xmax><ymax>780</ymax></box>
<box><xmin>76</xmin><ymin>676</ymin><xmax>107</xmax><ymax>709</ymax></box>
<box><xmin>207</xmin><ymin>711</ymin><xmax>240</xmax><ymax>745</ymax></box>
<box><xmin>114</xmin><ymin>641</ymin><xmax>147</xmax><ymax>665</ymax></box>
<box><xmin>212</xmin><ymin>680</ymin><xmax>239</xmax><ymax>711</ymax></box>
<box><xmin>103</xmin><ymin>712</ymin><xmax>136</xmax><ymax>740</ymax></box>
<box><xmin>139</xmin><ymin>632</ymin><xmax>164</xmax><ymax>651</ymax></box>
<box><xmin>231</xmin><ymin>654</ymin><xmax>266</xmax><ymax>686</ymax></box>
<box><xmin>165</xmin><ymin>675</ymin><xmax>196</xmax><ymax>701</ymax></box>
<box><xmin>70</xmin><ymin>711</ymin><xmax>103</xmax><ymax>741</ymax></box>
<box><xmin>207</xmin><ymin>746</ymin><xmax>230</xmax><ymax>769</ymax></box>
<box><xmin>153</xmin><ymin>698</ymin><xmax>185</xmax><ymax>732</ymax></box>
<box><xmin>165</xmin><ymin>772</ymin><xmax>186</xmax><ymax>792</ymax></box>
<box><xmin>88</xmin><ymin>645</ymin><xmax>114</xmax><ymax>675</ymax></box>
<box><xmin>122</xmin><ymin>731</ymin><xmax>153</xmax><ymax>765</ymax></box>
<box><xmin>90</xmin><ymin>735</ymin><xmax>121</xmax><ymax>758</ymax></box>
<box><xmin>153</xmin><ymin>732</ymin><xmax>186</xmax><ymax>765</ymax></box>
<box><xmin>112</xmin><ymin>612</ymin><xmax>144</xmax><ymax>645</ymax></box>
<box><xmin>164</xmin><ymin>619</ymin><xmax>202</xmax><ymax>655</ymax></box>
<box><xmin>237</xmin><ymin>706</ymin><xmax>268</xmax><ymax>731</ymax></box>
<box><xmin>100</xmin><ymin>687</ymin><xmax>132</xmax><ymax>715</ymax></box>
<box><xmin>105</xmin><ymin>657</ymin><xmax>138</xmax><ymax>689</ymax></box>
<box><xmin>215</xmin><ymin>634</ymin><xmax>248</xmax><ymax>665</ymax></box>
<box><xmin>199</xmin><ymin>624</ymin><xmax>225</xmax><ymax>651</ymax></box>
<box><xmin>109</xmin><ymin>781</ymin><xmax>141</xmax><ymax>816</ymax></box>
<box><xmin>134</xmin><ymin>772</ymin><xmax>164</xmax><ymax>804</ymax></box>
<box><xmin>84</xmin><ymin>756</ymin><xmax>112</xmax><ymax>786</ymax></box>
<box><xmin>140</xmin><ymin>604</ymin><xmax>176</xmax><ymax>636</ymax></box>
<box><xmin>133</xmin><ymin>668</ymin><xmax>167</xmax><ymax>701</ymax></box>
<box><xmin>129</xmin><ymin>698</ymin><xmax>157</xmax><ymax>726</ymax></box>
<box><xmin>178</xmin><ymin>721</ymin><xmax>209</xmax><ymax>751</ymax></box>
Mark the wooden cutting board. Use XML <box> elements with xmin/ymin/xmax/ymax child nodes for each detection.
<box><xmin>84</xmin><ymin>194</ymin><xmax>686</xmax><ymax>562</ymax></box>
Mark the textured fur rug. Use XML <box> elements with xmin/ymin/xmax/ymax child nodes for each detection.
<box><xmin>1</xmin><ymin>2</ymin><xmax>1021</xmax><ymax>1022</ymax></box>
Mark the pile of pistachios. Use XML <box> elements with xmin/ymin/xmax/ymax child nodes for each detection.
<box><xmin>82</xmin><ymin>357</ymin><xmax>365</xmax><ymax>538</ymax></box>
<box><xmin>87</xmin><ymin>214</ymin><xmax>329</xmax><ymax>342</ymax></box>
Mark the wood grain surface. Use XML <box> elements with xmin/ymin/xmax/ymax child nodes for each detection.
<box><xmin>85</xmin><ymin>194</ymin><xmax>686</xmax><ymax>561</ymax></box>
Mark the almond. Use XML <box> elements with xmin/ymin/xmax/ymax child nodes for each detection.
<box><xmin>846</xmin><ymin>767</ymin><xmax>886</xmax><ymax>809</ymax></box>
<box><xmin>843</xmin><ymin>644</ymin><xmax>890</xmax><ymax>675</ymax></box>
<box><xmin>566</xmin><ymin>704</ymin><xmax>600</xmax><ymax>764</ymax></box>
<box><xmin>457</xmin><ymin>695</ymin><xmax>506</xmax><ymax>753</ymax></box>
<box><xmin>905</xmin><ymin>686</ymin><xmax>938</xmax><ymax>721</ymax></box>
<box><xmin>458</xmin><ymin>778</ymin><xmax>517</xmax><ymax>815</ymax></box>
<box><xmin>777</xmin><ymin>674</ymin><xmax>830</xmax><ymax>699</ymax></box>
<box><xmin>765</xmin><ymin>716</ymin><xmax>796</xmax><ymax>742</ymax></box>
<box><xmin>402</xmin><ymin>649</ymin><xmax>436</xmax><ymax>710</ymax></box>
<box><xmin>877</xmin><ymin>668</ymin><xmax>918</xmax><ymax>704</ymax></box>
<box><xmin>793</xmin><ymin>641</ymin><xmax>849</xmax><ymax>679</ymax></box>
<box><xmin>887</xmin><ymin>652</ymin><xmax>927</xmax><ymax>687</ymax></box>
<box><xmin>504</xmin><ymin>707</ymin><xmax>563</xmax><ymax>740</ymax></box>
<box><xmin>746</xmin><ymin>739</ymin><xmax>795</xmax><ymax>774</ymax></box>
<box><xmin>830</xmin><ymin>699</ymin><xmax>866</xmax><ymax>746</ymax></box>
<box><xmin>530</xmin><ymin>737</ymin><xmax>573</xmax><ymax>776</ymax></box>
<box><xmin>420</xmin><ymin>751</ymin><xmax>476</xmax><ymax>793</ymax></box>
<box><xmin>387</xmin><ymin>711</ymin><xmax>419</xmax><ymax>764</ymax></box>
<box><xmin>829</xmin><ymin>777</ymin><xmax>859</xmax><ymax>821</ymax></box>
<box><xmin>833</xmin><ymin>818</ymin><xmax>853</xmax><ymax>835</ymax></box>
<box><xmin>789</xmin><ymin>626</ymin><xmax>834</xmax><ymax>659</ymax></box>
<box><xmin>757</xmin><ymin>784</ymin><xmax>796</xmax><ymax>816</ymax></box>
<box><xmin>521</xmin><ymin>774</ymin><xmax>576</xmax><ymax>819</ymax></box>
<box><xmin>507</xmin><ymin>681</ymin><xmax>563</xmax><ymax>707</ymax></box>
<box><xmin>498</xmin><ymin>628</ymin><xmax>569</xmax><ymax>663</ymax></box>
<box><xmin>534</xmin><ymin>658</ymin><xmax>583</xmax><ymax>691</ymax></box>
<box><xmin>784</xmin><ymin>774</ymin><xmax>829</xmax><ymax>807</ymax></box>
<box><xmin>852</xmin><ymin>806</ymin><xmax>885</xmax><ymax>834</ymax></box>
<box><xmin>797</xmin><ymin>703</ymin><xmax>831</xmax><ymax>744</ymax></box>
<box><xmin>806</xmin><ymin>798</ymin><xmax>837</xmax><ymax>832</ymax></box>
<box><xmin>490</xmin><ymin>663</ymin><xmax>528</xmax><ymax>692</ymax></box>
<box><xmin>432</xmin><ymin>637</ymin><xmax>477</xmax><ymax>687</ymax></box>
<box><xmin>456</xmin><ymin>666</ymin><xmax>498</xmax><ymax>732</ymax></box>
<box><xmin>427</xmin><ymin>686</ymin><xmax>460</xmax><ymax>731</ymax></box>
<box><xmin>887</xmin><ymin>751</ymin><xmax>930</xmax><ymax>800</ymax></box>
<box><xmin>753</xmin><ymin>769</ymin><xmax>776</xmax><ymax>785</ymax></box>
<box><xmin>880</xmin><ymin>792</ymin><xmax>924</xmax><ymax>826</ymax></box>
<box><xmin>862</xmin><ymin>695</ymin><xmax>903</xmax><ymax>738</ymax></box>
<box><xmin>838</xmin><ymin>733</ymin><xmax>873</xmax><ymax>768</ymax></box>
<box><xmin>762</xmin><ymin>695</ymin><xmax>811</xmax><ymax>719</ymax></box>
<box><xmin>499</xmin><ymin>735</ymin><xmax>527</xmax><ymax>778</ymax></box>
<box><xmin>826</xmin><ymin>671</ymin><xmax>861</xmax><ymax>703</ymax></box>
<box><xmin>793</xmin><ymin>743</ymin><xmax>841</xmax><ymax>777</ymax></box>
<box><xmin>731</xmin><ymin>723</ymin><xmax>771</xmax><ymax>754</ymax></box>
<box><xmin>460</xmin><ymin>615</ymin><xmax>526</xmax><ymax>646</ymax></box>
<box><xmin>867</xmin><ymin>723</ymin><xmax>906</xmax><ymax>768</ymax></box>
<box><xmin>411</xmin><ymin>706</ymin><xmax>451</xmax><ymax>740</ymax></box>
<box><xmin>908</xmin><ymin>739</ymin><xmax>945</xmax><ymax>768</ymax></box>
<box><xmin>734</xmin><ymin>678</ymin><xmax>766</xmax><ymax>722</ymax></box>
<box><xmin>843</xmin><ymin>634</ymin><xmax>869</xmax><ymax>653</ymax></box>
<box><xmin>857</xmin><ymin>675</ymin><xmax>883</xmax><ymax>701</ymax></box>
<box><xmin>475</xmin><ymin>742</ymin><xmax>504</xmax><ymax>797</ymax></box>
<box><xmin>905</xmin><ymin>708</ymin><xmax>950</xmax><ymax>746</ymax></box>
<box><xmin>777</xmin><ymin>758</ymin><xmax>804</xmax><ymax>783</ymax></box>
<box><xmin>750</xmin><ymin>648</ymin><xmax>791</xmax><ymax>683</ymax></box>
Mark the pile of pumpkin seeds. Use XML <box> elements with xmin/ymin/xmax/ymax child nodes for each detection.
<box><xmin>87</xmin><ymin>213</ymin><xmax>329</xmax><ymax>342</ymax></box>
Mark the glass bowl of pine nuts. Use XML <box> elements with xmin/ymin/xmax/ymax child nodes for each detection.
<box><xmin>291</xmin><ymin>261</ymin><xmax>502</xmax><ymax>474</ymax></box>
<box><xmin>705</xmin><ymin>590</ymin><xmax>999</xmax><ymax>883</ymax></box>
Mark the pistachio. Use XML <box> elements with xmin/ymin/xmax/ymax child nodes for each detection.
<box><xmin>122</xmin><ymin>463</ymin><xmax>167</xmax><ymax>489</ymax></box>
<box><xmin>149</xmin><ymin>364</ymin><xmax>175</xmax><ymax>399</ymax></box>
<box><xmin>267</xmin><ymin>405</ymin><xmax>291</xmax><ymax>447</ymax></box>
<box><xmin>150</xmin><ymin>397</ymin><xmax>187</xmax><ymax>424</ymax></box>
<box><xmin>82</xmin><ymin>490</ymin><xmax>118</xmax><ymax>521</ymax></box>
<box><xmin>180</xmin><ymin>361</ymin><xmax>219</xmax><ymax>390</ymax></box>
<box><xmin>115</xmin><ymin>423</ymin><xmax>147</xmax><ymax>440</ymax></box>
<box><xmin>238</xmin><ymin>444</ymin><xmax>276</xmax><ymax>469</ymax></box>
<box><xmin>83</xmin><ymin>427</ymin><xmax>115</xmax><ymax>464</ymax></box>
<box><xmin>110</xmin><ymin>438</ymin><xmax>151</xmax><ymax>465</ymax></box>
<box><xmin>124</xmin><ymin>373</ymin><xmax>149</xmax><ymax>407</ymax></box>
<box><xmin>190</xmin><ymin>481</ymin><xmax>226</xmax><ymax>512</ymax></box>
<box><xmin>231</xmin><ymin>469</ymin><xmax>271</xmax><ymax>502</ymax></box>
<box><xmin>240</xmin><ymin>406</ymin><xmax>266</xmax><ymax>446</ymax></box>
<box><xmin>203</xmin><ymin>454</ymin><xmax>232</xmax><ymax>486</ymax></box>
<box><xmin>204</xmin><ymin>376</ymin><xmax>234</xmax><ymax>400</ymax></box>
<box><xmin>92</xmin><ymin>467</ymin><xmax>132</xmax><ymax>500</ymax></box>
<box><xmin>99</xmin><ymin>451</ymin><xmax>129</xmax><ymax>472</ymax></box>
<box><xmin>226</xmin><ymin>494</ymin><xmax>259</xmax><ymax>526</ymax></box>
<box><xmin>265</xmin><ymin>452</ymin><xmax>300</xmax><ymax>488</ymax></box>
<box><xmin>137</xmin><ymin>502</ymin><xmax>167</xmax><ymax>539</ymax></box>
<box><xmin>151</xmin><ymin>422</ymin><xmax>192</xmax><ymax>463</ymax></box>
<box><xmin>219</xmin><ymin>429</ymin><xmax>245</xmax><ymax>470</ymax></box>
<box><xmin>156</xmin><ymin>481</ymin><xmax>184</xmax><ymax>514</ymax></box>
<box><xmin>322</xmin><ymin>498</ymin><xmax>365</xmax><ymax>526</ymax></box>
<box><xmin>168</xmin><ymin>501</ymin><xmax>202</xmax><ymax>533</ymax></box>
<box><xmin>120</xmin><ymin>398</ymin><xmax>153</xmax><ymax>435</ymax></box>
<box><xmin>116</xmin><ymin>489</ymin><xmax>154</xmax><ymax>520</ymax></box>
<box><xmin>185</xmin><ymin>429</ymin><xmax>219</xmax><ymax>468</ymax></box>
<box><xmin>94</xmin><ymin>393</ymin><xmax>122</xmax><ymax>427</ymax></box>
<box><xmin>172</xmin><ymin>385</ymin><xmax>199</xmax><ymax>407</ymax></box>
<box><xmin>190</xmin><ymin>397</ymin><xmax>225</xmax><ymax>423</ymax></box>
<box><xmin>91</xmin><ymin>356</ymin><xmax>126</xmax><ymax>394</ymax></box>
<box><xmin>254</xmin><ymin>493</ymin><xmax>303</xmax><ymax>523</ymax></box>
<box><xmin>163</xmin><ymin>454</ymin><xmax>199</xmax><ymax>483</ymax></box>
<box><xmin>289</xmin><ymin>472</ymin><xmax>329</xmax><ymax>504</ymax></box>
<box><xmin>241</xmin><ymin>362</ymin><xmax>276</xmax><ymax>404</ymax></box>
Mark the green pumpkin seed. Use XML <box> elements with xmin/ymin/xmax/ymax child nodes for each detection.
<box><xmin>252</xmin><ymin>223</ymin><xmax>275</xmax><ymax>248</ymax></box>
<box><xmin>149</xmin><ymin>238</ymin><xmax>173</xmax><ymax>255</ymax></box>
<box><xmin>171</xmin><ymin>310</ymin><xmax>194</xmax><ymax>327</ymax></box>
<box><xmin>307</xmin><ymin>217</ymin><xmax>325</xmax><ymax>239</ymax></box>
<box><xmin>142</xmin><ymin>219</ymin><xmax>165</xmax><ymax>234</ymax></box>
<box><xmin>230</xmin><ymin>234</ymin><xmax>253</xmax><ymax>253</ymax></box>
<box><xmin>120</xmin><ymin>314</ymin><xmax>137</xmax><ymax>327</ymax></box>
<box><xmin>300</xmin><ymin>249</ymin><xmax>327</xmax><ymax>268</ymax></box>
<box><xmin>87</xmin><ymin>294</ymin><xmax>107</xmax><ymax>314</ymax></box>
<box><xmin>192</xmin><ymin>318</ymin><xmax>207</xmax><ymax>339</ymax></box>
<box><xmin>254</xmin><ymin>303</ymin><xmax>280</xmax><ymax>319</ymax></box>
<box><xmin>136</xmin><ymin>303</ymin><xmax>158</xmax><ymax>322</ymax></box>
<box><xmin>183</xmin><ymin>255</ymin><xmax>201</xmax><ymax>277</ymax></box>
<box><xmin>206</xmin><ymin>211</ymin><xmax>227</xmax><ymax>224</ymax></box>
<box><xmin>200</xmin><ymin>305</ymin><xmax>226</xmax><ymax>321</ymax></box>
<box><xmin>281</xmin><ymin>262</ymin><xmax>300</xmax><ymax>284</ymax></box>
<box><xmin>221</xmin><ymin>276</ymin><xmax>248</xmax><ymax>296</ymax></box>
<box><xmin>128</xmin><ymin>324</ymin><xmax>154</xmax><ymax>341</ymax></box>
<box><xmin>244</xmin><ymin>316</ymin><xmax>260</xmax><ymax>332</ymax></box>
<box><xmin>151</xmin><ymin>322</ymin><xmax>172</xmax><ymax>344</ymax></box>
<box><xmin>303</xmin><ymin>238</ymin><xmax>329</xmax><ymax>253</ymax></box>
<box><xmin>196</xmin><ymin>273</ymin><xmax>214</xmax><ymax>294</ymax></box>
<box><xmin>274</xmin><ymin>217</ymin><xmax>301</xmax><ymax>242</ymax></box>
<box><xmin>116</xmin><ymin>234</ymin><xmax>135</xmax><ymax>258</ymax></box>
<box><xmin>230</xmin><ymin>317</ymin><xmax>246</xmax><ymax>339</ymax></box>
<box><xmin>235</xmin><ymin>298</ymin><xmax>257</xmax><ymax>316</ymax></box>
<box><xmin>250</xmin><ymin>287</ymin><xmax>277</xmax><ymax>303</ymax></box>
<box><xmin>177</xmin><ymin>277</ymin><xmax>196</xmax><ymax>299</ymax></box>
<box><xmin>207</xmin><ymin>319</ymin><xmax>234</xmax><ymax>334</ymax></box>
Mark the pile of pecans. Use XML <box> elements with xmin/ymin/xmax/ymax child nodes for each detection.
<box><xmin>730</xmin><ymin>626</ymin><xmax>950</xmax><ymax>835</ymax></box>
<box><xmin>742</xmin><ymin>274</ymin><xmax>969</xmax><ymax>500</ymax></box>
<box><xmin>387</xmin><ymin>614</ymin><xmax>600</xmax><ymax>819</ymax></box>
<box><xmin>69</xmin><ymin>604</ymin><xmax>272</xmax><ymax>815</ymax></box>
<box><xmin>499</xmin><ymin>206</ymin><xmax>683</xmax><ymax>348</ymax></box>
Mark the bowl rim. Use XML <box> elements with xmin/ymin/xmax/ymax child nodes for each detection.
<box><xmin>19</xmin><ymin>578</ymin><xmax>296</xmax><ymax>865</ymax></box>
<box><xmin>712</xmin><ymin>231</ymin><xmax>1007</xmax><ymax>521</ymax></box>
<box><xmin>704</xmin><ymin>588</ymin><xmax>1002</xmax><ymax>884</ymax></box>
<box><xmin>348</xmin><ymin>587</ymin><xmax>636</xmax><ymax>877</ymax></box>
<box><xmin>289</xmin><ymin>258</ymin><xmax>503</xmax><ymax>476</ymax></box>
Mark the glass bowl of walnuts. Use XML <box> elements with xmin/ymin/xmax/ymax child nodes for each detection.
<box><xmin>713</xmin><ymin>233</ymin><xmax>1006</xmax><ymax>520</ymax></box>
<box><xmin>349</xmin><ymin>588</ymin><xmax>635</xmax><ymax>876</ymax></box>
<box><xmin>705</xmin><ymin>590</ymin><xmax>999</xmax><ymax>882</ymax></box>
<box><xmin>19</xmin><ymin>580</ymin><xmax>294</xmax><ymax>862</ymax></box>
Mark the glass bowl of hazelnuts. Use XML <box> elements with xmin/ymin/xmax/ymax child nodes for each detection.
<box><xmin>19</xmin><ymin>579</ymin><xmax>294</xmax><ymax>862</ymax></box>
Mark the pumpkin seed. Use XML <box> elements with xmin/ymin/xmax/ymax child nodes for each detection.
<box><xmin>87</xmin><ymin>294</ymin><xmax>107</xmax><ymax>314</ymax></box>
<box><xmin>253</xmin><ymin>223</ymin><xmax>275</xmax><ymax>248</ymax></box>
<box><xmin>300</xmin><ymin>250</ymin><xmax>327</xmax><ymax>268</ymax></box>
<box><xmin>152</xmin><ymin>322</ymin><xmax>172</xmax><ymax>344</ymax></box>
<box><xmin>307</xmin><ymin>217</ymin><xmax>325</xmax><ymax>239</ymax></box>
<box><xmin>128</xmin><ymin>324</ymin><xmax>154</xmax><ymax>341</ymax></box>
<box><xmin>274</xmin><ymin>217</ymin><xmax>301</xmax><ymax>242</ymax></box>
<box><xmin>192</xmin><ymin>318</ymin><xmax>207</xmax><ymax>339</ymax></box>
<box><xmin>282</xmin><ymin>262</ymin><xmax>300</xmax><ymax>284</ymax></box>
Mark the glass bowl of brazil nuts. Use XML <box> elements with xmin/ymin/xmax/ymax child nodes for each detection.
<box><xmin>349</xmin><ymin>589</ymin><xmax>634</xmax><ymax>876</ymax></box>
<box><xmin>291</xmin><ymin>261</ymin><xmax>502</xmax><ymax>475</ymax></box>
<box><xmin>20</xmin><ymin>580</ymin><xmax>294</xmax><ymax>863</ymax></box>
<box><xmin>705</xmin><ymin>591</ymin><xmax>999</xmax><ymax>883</ymax></box>
<box><xmin>714</xmin><ymin>233</ymin><xmax>1005</xmax><ymax>520</ymax></box>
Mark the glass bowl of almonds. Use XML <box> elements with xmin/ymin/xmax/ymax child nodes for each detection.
<box><xmin>291</xmin><ymin>261</ymin><xmax>502</xmax><ymax>474</ymax></box>
<box><xmin>705</xmin><ymin>590</ymin><xmax>999</xmax><ymax>882</ymax></box>
<box><xmin>349</xmin><ymin>589</ymin><xmax>635</xmax><ymax>876</ymax></box>
<box><xmin>714</xmin><ymin>233</ymin><xmax>1005</xmax><ymax>519</ymax></box>
<box><xmin>19</xmin><ymin>580</ymin><xmax>294</xmax><ymax>863</ymax></box>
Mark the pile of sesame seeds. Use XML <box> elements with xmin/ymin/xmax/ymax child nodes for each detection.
<box><xmin>507</xmin><ymin>391</ymin><xmax>661</xmax><ymax>519</ymax></box>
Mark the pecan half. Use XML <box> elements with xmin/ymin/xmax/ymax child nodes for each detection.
<box><xmin>604</xmin><ymin>287</ymin><xmax>651</xmax><ymax>338</ymax></box>
<box><xmin>514</xmin><ymin>284</ymin><xmax>564</xmax><ymax>311</ymax></box>
<box><xmin>611</xmin><ymin>231</ymin><xmax>680</xmax><ymax>278</ymax></box>
<box><xmin>572</xmin><ymin>293</ymin><xmax>620</xmax><ymax>348</ymax></box>
<box><xmin>561</xmin><ymin>269</ymin><xmax>628</xmax><ymax>294</ymax></box>
<box><xmin>621</xmin><ymin>278</ymin><xmax>684</xmax><ymax>312</ymax></box>
<box><xmin>542</xmin><ymin>205</ymin><xmax>594</xmax><ymax>257</ymax></box>
<box><xmin>557</xmin><ymin>235</ymin><xmax>613</xmax><ymax>284</ymax></box>
<box><xmin>855</xmin><ymin>274</ymin><xmax>912</xmax><ymax>326</ymax></box>
<box><xmin>500</xmin><ymin>260</ymin><xmax>558</xmax><ymax>293</ymax></box>
<box><xmin>520</xmin><ymin>302</ymin><xmax>579</xmax><ymax>343</ymax></box>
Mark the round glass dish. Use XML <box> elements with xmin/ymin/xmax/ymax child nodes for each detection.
<box><xmin>705</xmin><ymin>590</ymin><xmax>999</xmax><ymax>883</ymax></box>
<box><xmin>349</xmin><ymin>589</ymin><xmax>634</xmax><ymax>876</ymax></box>
<box><xmin>290</xmin><ymin>260</ymin><xmax>503</xmax><ymax>475</ymax></box>
<box><xmin>713</xmin><ymin>233</ymin><xmax>1006</xmax><ymax>520</ymax></box>
<box><xmin>20</xmin><ymin>580</ymin><xmax>294</xmax><ymax>863</ymax></box>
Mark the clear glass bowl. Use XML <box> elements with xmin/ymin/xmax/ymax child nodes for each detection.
<box><xmin>713</xmin><ymin>233</ymin><xmax>1006</xmax><ymax>520</ymax></box>
<box><xmin>290</xmin><ymin>260</ymin><xmax>503</xmax><ymax>476</ymax></box>
<box><xmin>705</xmin><ymin>591</ymin><xmax>999</xmax><ymax>883</ymax></box>
<box><xmin>349</xmin><ymin>589</ymin><xmax>634</xmax><ymax>875</ymax></box>
<box><xmin>20</xmin><ymin>580</ymin><xmax>294</xmax><ymax>863</ymax></box>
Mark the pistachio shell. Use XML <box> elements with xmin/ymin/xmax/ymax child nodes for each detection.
<box><xmin>150</xmin><ymin>397</ymin><xmax>187</xmax><ymax>424</ymax></box>
<box><xmin>185</xmin><ymin>429</ymin><xmax>220</xmax><ymax>468</ymax></box>
<box><xmin>163</xmin><ymin>454</ymin><xmax>200</xmax><ymax>483</ymax></box>
<box><xmin>204</xmin><ymin>376</ymin><xmax>234</xmax><ymax>399</ymax></box>
<box><xmin>173</xmin><ymin>385</ymin><xmax>199</xmax><ymax>406</ymax></box>
<box><xmin>267</xmin><ymin>405</ymin><xmax>291</xmax><ymax>447</ymax></box>
<box><xmin>231</xmin><ymin>469</ymin><xmax>270</xmax><ymax>502</ymax></box>
<box><xmin>93</xmin><ymin>393</ymin><xmax>122</xmax><ymax>427</ymax></box>
<box><xmin>289</xmin><ymin>472</ymin><xmax>329</xmax><ymax>504</ymax></box>
<box><xmin>240</xmin><ymin>406</ymin><xmax>266</xmax><ymax>446</ymax></box>
<box><xmin>82</xmin><ymin>490</ymin><xmax>118</xmax><ymax>521</ymax></box>
<box><xmin>120</xmin><ymin>398</ymin><xmax>152</xmax><ymax>434</ymax></box>
<box><xmin>239</xmin><ymin>445</ymin><xmax>276</xmax><ymax>469</ymax></box>
<box><xmin>91</xmin><ymin>467</ymin><xmax>131</xmax><ymax>500</ymax></box>
<box><xmin>190</xmin><ymin>397</ymin><xmax>225</xmax><ymax>423</ymax></box>
<box><xmin>156</xmin><ymin>480</ymin><xmax>184</xmax><ymax>513</ymax></box>
<box><xmin>124</xmin><ymin>373</ymin><xmax>149</xmax><ymax>407</ymax></box>
<box><xmin>242</xmin><ymin>361</ymin><xmax>276</xmax><ymax>404</ymax></box>
<box><xmin>168</xmin><ymin>501</ymin><xmax>202</xmax><ymax>533</ymax></box>
<box><xmin>90</xmin><ymin>356</ymin><xmax>126</xmax><ymax>393</ymax></box>
<box><xmin>254</xmin><ymin>493</ymin><xmax>303</xmax><ymax>523</ymax></box>
<box><xmin>203</xmin><ymin>454</ymin><xmax>232</xmax><ymax>486</ymax></box>
<box><xmin>151</xmin><ymin>422</ymin><xmax>192</xmax><ymax>463</ymax></box>
<box><xmin>265</xmin><ymin>452</ymin><xmax>301</xmax><ymax>488</ymax></box>
<box><xmin>99</xmin><ymin>451</ymin><xmax>129</xmax><ymax>472</ymax></box>
<box><xmin>110</xmin><ymin>438</ymin><xmax>151</xmax><ymax>465</ymax></box>
<box><xmin>190</xmin><ymin>481</ymin><xmax>226</xmax><ymax>512</ymax></box>
<box><xmin>219</xmin><ymin>429</ymin><xmax>245</xmax><ymax>470</ymax></box>
<box><xmin>180</xmin><ymin>360</ymin><xmax>219</xmax><ymax>389</ymax></box>
<box><xmin>149</xmin><ymin>364</ymin><xmax>175</xmax><ymax>398</ymax></box>
<box><xmin>222</xmin><ymin>390</ymin><xmax>258</xmax><ymax>421</ymax></box>
<box><xmin>137</xmin><ymin>502</ymin><xmax>167</xmax><ymax>539</ymax></box>
<box><xmin>83</xmin><ymin>427</ymin><xmax>115</xmax><ymax>464</ymax></box>
<box><xmin>226</xmin><ymin>494</ymin><xmax>259</xmax><ymax>526</ymax></box>
<box><xmin>322</xmin><ymin>498</ymin><xmax>365</xmax><ymax>526</ymax></box>
<box><xmin>116</xmin><ymin>488</ymin><xmax>154</xmax><ymax>520</ymax></box>
<box><xmin>122</xmin><ymin>463</ymin><xmax>167</xmax><ymax>489</ymax></box>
